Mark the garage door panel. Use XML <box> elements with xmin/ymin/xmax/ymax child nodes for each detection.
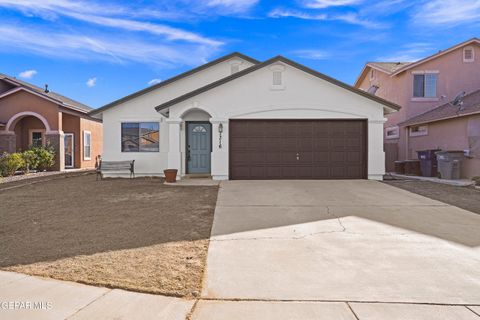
<box><xmin>230</xmin><ymin>120</ymin><xmax>366</xmax><ymax>180</ymax></box>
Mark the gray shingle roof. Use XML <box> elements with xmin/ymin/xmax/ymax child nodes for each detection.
<box><xmin>0</xmin><ymin>73</ymin><xmax>92</xmax><ymax>113</ymax></box>
<box><xmin>400</xmin><ymin>89</ymin><xmax>480</xmax><ymax>126</ymax></box>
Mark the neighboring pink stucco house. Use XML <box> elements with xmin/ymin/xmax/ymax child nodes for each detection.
<box><xmin>355</xmin><ymin>38</ymin><xmax>480</xmax><ymax>178</ymax></box>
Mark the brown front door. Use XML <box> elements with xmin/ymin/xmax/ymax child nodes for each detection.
<box><xmin>229</xmin><ymin>120</ymin><xmax>367</xmax><ymax>180</ymax></box>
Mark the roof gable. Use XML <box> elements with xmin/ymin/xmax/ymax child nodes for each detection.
<box><xmin>0</xmin><ymin>73</ymin><xmax>92</xmax><ymax>113</ymax></box>
<box><xmin>391</xmin><ymin>38</ymin><xmax>480</xmax><ymax>76</ymax></box>
<box><xmin>90</xmin><ymin>52</ymin><xmax>259</xmax><ymax>116</ymax></box>
<box><xmin>155</xmin><ymin>55</ymin><xmax>401</xmax><ymax>113</ymax></box>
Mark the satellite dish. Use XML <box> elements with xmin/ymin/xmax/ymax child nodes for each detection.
<box><xmin>367</xmin><ymin>85</ymin><xmax>379</xmax><ymax>95</ymax></box>
<box><xmin>450</xmin><ymin>91</ymin><xmax>466</xmax><ymax>112</ymax></box>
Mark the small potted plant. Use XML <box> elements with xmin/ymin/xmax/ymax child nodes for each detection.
<box><xmin>164</xmin><ymin>169</ymin><xmax>178</xmax><ymax>183</ymax></box>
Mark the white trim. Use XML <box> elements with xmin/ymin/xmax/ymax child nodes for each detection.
<box><xmin>83</xmin><ymin>130</ymin><xmax>91</xmax><ymax>161</ymax></box>
<box><xmin>64</xmin><ymin>133</ymin><xmax>75</xmax><ymax>168</ymax></box>
<box><xmin>385</xmin><ymin>126</ymin><xmax>399</xmax><ymax>139</ymax></box>
<box><xmin>411</xmin><ymin>70</ymin><xmax>439</xmax><ymax>74</ymax></box>
<box><xmin>6</xmin><ymin>111</ymin><xmax>53</xmax><ymax>133</ymax></box>
<box><xmin>411</xmin><ymin>97</ymin><xmax>439</xmax><ymax>102</ymax></box>
<box><xmin>409</xmin><ymin>124</ymin><xmax>428</xmax><ymax>137</ymax></box>
<box><xmin>463</xmin><ymin>46</ymin><xmax>475</xmax><ymax>63</ymax></box>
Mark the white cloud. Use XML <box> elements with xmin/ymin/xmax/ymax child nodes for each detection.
<box><xmin>268</xmin><ymin>8</ymin><xmax>384</xmax><ymax>28</ymax></box>
<box><xmin>19</xmin><ymin>69</ymin><xmax>37</xmax><ymax>79</ymax></box>
<box><xmin>269</xmin><ymin>8</ymin><xmax>327</xmax><ymax>20</ymax></box>
<box><xmin>206</xmin><ymin>0</ymin><xmax>259</xmax><ymax>13</ymax></box>
<box><xmin>377</xmin><ymin>43</ymin><xmax>434</xmax><ymax>62</ymax></box>
<box><xmin>0</xmin><ymin>25</ymin><xmax>215</xmax><ymax>67</ymax></box>
<box><xmin>412</xmin><ymin>0</ymin><xmax>480</xmax><ymax>26</ymax></box>
<box><xmin>303</xmin><ymin>0</ymin><xmax>363</xmax><ymax>9</ymax></box>
<box><xmin>0</xmin><ymin>0</ymin><xmax>222</xmax><ymax>46</ymax></box>
<box><xmin>148</xmin><ymin>78</ymin><xmax>162</xmax><ymax>86</ymax></box>
<box><xmin>86</xmin><ymin>77</ymin><xmax>97</xmax><ymax>87</ymax></box>
<box><xmin>292</xmin><ymin>49</ymin><xmax>329</xmax><ymax>60</ymax></box>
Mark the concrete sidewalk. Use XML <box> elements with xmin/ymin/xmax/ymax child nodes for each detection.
<box><xmin>1</xmin><ymin>271</ymin><xmax>479</xmax><ymax>319</ymax></box>
<box><xmin>0</xmin><ymin>271</ymin><xmax>194</xmax><ymax>320</ymax></box>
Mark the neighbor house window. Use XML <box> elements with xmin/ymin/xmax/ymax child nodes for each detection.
<box><xmin>83</xmin><ymin>131</ymin><xmax>91</xmax><ymax>160</ymax></box>
<box><xmin>385</xmin><ymin>126</ymin><xmax>399</xmax><ymax>139</ymax></box>
<box><xmin>413</xmin><ymin>73</ymin><xmax>437</xmax><ymax>98</ymax></box>
<box><xmin>121</xmin><ymin>122</ymin><xmax>159</xmax><ymax>152</ymax></box>
<box><xmin>463</xmin><ymin>46</ymin><xmax>475</xmax><ymax>62</ymax></box>
<box><xmin>409</xmin><ymin>125</ymin><xmax>428</xmax><ymax>137</ymax></box>
<box><xmin>31</xmin><ymin>132</ymin><xmax>43</xmax><ymax>147</ymax></box>
<box><xmin>370</xmin><ymin>69</ymin><xmax>375</xmax><ymax>80</ymax></box>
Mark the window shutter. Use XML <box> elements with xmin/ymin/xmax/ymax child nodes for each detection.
<box><xmin>413</xmin><ymin>74</ymin><xmax>425</xmax><ymax>97</ymax></box>
<box><xmin>424</xmin><ymin>74</ymin><xmax>437</xmax><ymax>98</ymax></box>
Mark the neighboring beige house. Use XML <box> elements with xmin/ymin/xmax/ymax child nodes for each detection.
<box><xmin>355</xmin><ymin>38</ymin><xmax>480</xmax><ymax>178</ymax></box>
<box><xmin>0</xmin><ymin>73</ymin><xmax>103</xmax><ymax>171</ymax></box>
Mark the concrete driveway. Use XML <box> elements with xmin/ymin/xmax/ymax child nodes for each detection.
<box><xmin>202</xmin><ymin>180</ymin><xmax>480</xmax><ymax>305</ymax></box>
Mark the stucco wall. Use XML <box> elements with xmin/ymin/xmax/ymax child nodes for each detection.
<box><xmin>101</xmin><ymin>57</ymin><xmax>255</xmax><ymax>176</ymax></box>
<box><xmin>80</xmin><ymin>117</ymin><xmax>103</xmax><ymax>168</ymax></box>
<box><xmin>407</xmin><ymin>115</ymin><xmax>480</xmax><ymax>178</ymax></box>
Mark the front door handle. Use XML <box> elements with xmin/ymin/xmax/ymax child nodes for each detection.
<box><xmin>187</xmin><ymin>145</ymin><xmax>191</xmax><ymax>161</ymax></box>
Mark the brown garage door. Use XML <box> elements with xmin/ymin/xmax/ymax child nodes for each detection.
<box><xmin>229</xmin><ymin>120</ymin><xmax>367</xmax><ymax>180</ymax></box>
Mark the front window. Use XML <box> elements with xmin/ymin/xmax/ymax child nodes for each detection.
<box><xmin>121</xmin><ymin>122</ymin><xmax>159</xmax><ymax>152</ymax></box>
<box><xmin>83</xmin><ymin>131</ymin><xmax>91</xmax><ymax>160</ymax></box>
<box><xmin>413</xmin><ymin>73</ymin><xmax>437</xmax><ymax>98</ymax></box>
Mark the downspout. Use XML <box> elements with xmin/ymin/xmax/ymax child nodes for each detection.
<box><xmin>405</xmin><ymin>126</ymin><xmax>409</xmax><ymax>160</ymax></box>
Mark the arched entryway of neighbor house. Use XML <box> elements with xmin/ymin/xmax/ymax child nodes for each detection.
<box><xmin>5</xmin><ymin>111</ymin><xmax>52</xmax><ymax>152</ymax></box>
<box><xmin>180</xmin><ymin>108</ymin><xmax>212</xmax><ymax>176</ymax></box>
<box><xmin>3</xmin><ymin>111</ymin><xmax>65</xmax><ymax>171</ymax></box>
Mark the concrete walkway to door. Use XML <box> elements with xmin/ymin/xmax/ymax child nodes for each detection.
<box><xmin>202</xmin><ymin>180</ymin><xmax>480</xmax><ymax>309</ymax></box>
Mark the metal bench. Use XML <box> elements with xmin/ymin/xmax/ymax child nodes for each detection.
<box><xmin>97</xmin><ymin>160</ymin><xmax>135</xmax><ymax>180</ymax></box>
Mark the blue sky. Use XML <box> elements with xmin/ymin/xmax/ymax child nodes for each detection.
<box><xmin>0</xmin><ymin>0</ymin><xmax>479</xmax><ymax>108</ymax></box>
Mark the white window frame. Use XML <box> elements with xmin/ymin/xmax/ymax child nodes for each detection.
<box><xmin>83</xmin><ymin>130</ymin><xmax>91</xmax><ymax>160</ymax></box>
<box><xmin>463</xmin><ymin>46</ymin><xmax>475</xmax><ymax>63</ymax></box>
<box><xmin>29</xmin><ymin>129</ymin><xmax>46</xmax><ymax>147</ymax></box>
<box><xmin>385</xmin><ymin>126</ymin><xmax>399</xmax><ymax>139</ymax></box>
<box><xmin>409</xmin><ymin>125</ymin><xmax>428</xmax><ymax>137</ymax></box>
<box><xmin>412</xmin><ymin>70</ymin><xmax>439</xmax><ymax>100</ymax></box>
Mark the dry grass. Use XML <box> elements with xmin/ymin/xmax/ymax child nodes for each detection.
<box><xmin>0</xmin><ymin>174</ymin><xmax>218</xmax><ymax>298</ymax></box>
<box><xmin>6</xmin><ymin>240</ymin><xmax>208</xmax><ymax>298</ymax></box>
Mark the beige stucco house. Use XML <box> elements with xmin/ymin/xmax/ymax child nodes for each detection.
<box><xmin>91</xmin><ymin>53</ymin><xmax>400</xmax><ymax>181</ymax></box>
<box><xmin>355</xmin><ymin>38</ymin><xmax>480</xmax><ymax>178</ymax></box>
<box><xmin>0</xmin><ymin>73</ymin><xmax>102</xmax><ymax>171</ymax></box>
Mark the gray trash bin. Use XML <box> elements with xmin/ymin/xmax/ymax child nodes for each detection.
<box><xmin>435</xmin><ymin>151</ymin><xmax>464</xmax><ymax>180</ymax></box>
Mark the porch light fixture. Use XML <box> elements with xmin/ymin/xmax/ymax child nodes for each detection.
<box><xmin>218</xmin><ymin>123</ymin><xmax>223</xmax><ymax>149</ymax></box>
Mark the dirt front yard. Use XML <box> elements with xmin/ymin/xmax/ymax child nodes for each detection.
<box><xmin>0</xmin><ymin>174</ymin><xmax>218</xmax><ymax>298</ymax></box>
<box><xmin>384</xmin><ymin>179</ymin><xmax>480</xmax><ymax>215</ymax></box>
